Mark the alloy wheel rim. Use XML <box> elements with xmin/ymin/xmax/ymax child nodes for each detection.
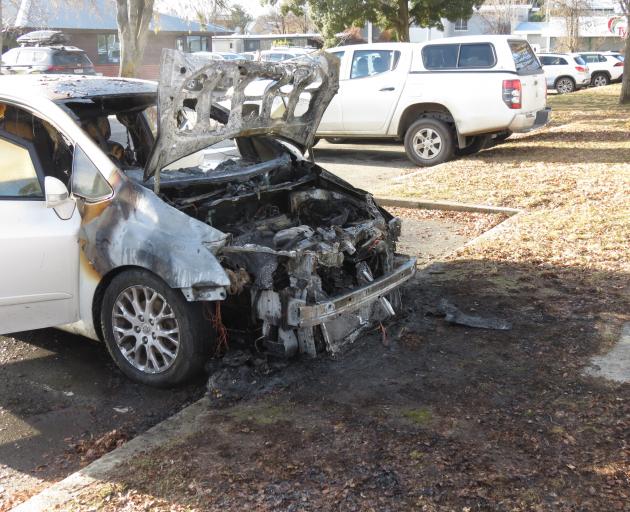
<box><xmin>593</xmin><ymin>75</ymin><xmax>606</xmax><ymax>87</ymax></box>
<box><xmin>412</xmin><ymin>128</ymin><xmax>442</xmax><ymax>160</ymax></box>
<box><xmin>558</xmin><ymin>79</ymin><xmax>573</xmax><ymax>93</ymax></box>
<box><xmin>112</xmin><ymin>285</ymin><xmax>180</xmax><ymax>374</ymax></box>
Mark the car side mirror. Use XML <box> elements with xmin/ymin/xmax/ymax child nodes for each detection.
<box><xmin>45</xmin><ymin>176</ymin><xmax>75</xmax><ymax>220</ymax></box>
<box><xmin>45</xmin><ymin>176</ymin><xmax>70</xmax><ymax>207</ymax></box>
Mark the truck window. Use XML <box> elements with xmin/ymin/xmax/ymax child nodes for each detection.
<box><xmin>458</xmin><ymin>43</ymin><xmax>496</xmax><ymax>68</ymax></box>
<box><xmin>422</xmin><ymin>44</ymin><xmax>458</xmax><ymax>69</ymax></box>
<box><xmin>350</xmin><ymin>50</ymin><xmax>400</xmax><ymax>79</ymax></box>
<box><xmin>509</xmin><ymin>40</ymin><xmax>542</xmax><ymax>75</ymax></box>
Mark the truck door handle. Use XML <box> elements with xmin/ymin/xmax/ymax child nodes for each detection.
<box><xmin>379</xmin><ymin>87</ymin><xmax>395</xmax><ymax>91</ymax></box>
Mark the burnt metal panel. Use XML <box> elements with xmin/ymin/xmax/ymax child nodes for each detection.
<box><xmin>144</xmin><ymin>49</ymin><xmax>339</xmax><ymax>180</ymax></box>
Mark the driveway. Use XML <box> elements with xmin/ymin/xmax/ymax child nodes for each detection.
<box><xmin>314</xmin><ymin>139</ymin><xmax>413</xmax><ymax>193</ymax></box>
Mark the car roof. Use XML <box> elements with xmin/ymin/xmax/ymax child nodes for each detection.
<box><xmin>334</xmin><ymin>35</ymin><xmax>529</xmax><ymax>51</ymax></box>
<box><xmin>6</xmin><ymin>45</ymin><xmax>86</xmax><ymax>53</ymax></box>
<box><xmin>0</xmin><ymin>75</ymin><xmax>156</xmax><ymax>101</ymax></box>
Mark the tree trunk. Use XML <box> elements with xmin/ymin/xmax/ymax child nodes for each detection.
<box><xmin>116</xmin><ymin>0</ymin><xmax>155</xmax><ymax>78</ymax></box>
<box><xmin>620</xmin><ymin>24</ymin><xmax>630</xmax><ymax>104</ymax></box>
<box><xmin>397</xmin><ymin>0</ymin><xmax>410</xmax><ymax>42</ymax></box>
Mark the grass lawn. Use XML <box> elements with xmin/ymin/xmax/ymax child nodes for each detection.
<box><xmin>50</xmin><ymin>86</ymin><xmax>630</xmax><ymax>512</ymax></box>
<box><xmin>385</xmin><ymin>85</ymin><xmax>629</xmax><ymax>295</ymax></box>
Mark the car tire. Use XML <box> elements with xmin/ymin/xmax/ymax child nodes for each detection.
<box><xmin>555</xmin><ymin>76</ymin><xmax>576</xmax><ymax>94</ymax></box>
<box><xmin>101</xmin><ymin>269</ymin><xmax>214</xmax><ymax>387</ymax></box>
<box><xmin>324</xmin><ymin>137</ymin><xmax>346</xmax><ymax>144</ymax></box>
<box><xmin>404</xmin><ymin>118</ymin><xmax>455</xmax><ymax>167</ymax></box>
<box><xmin>492</xmin><ymin>131</ymin><xmax>513</xmax><ymax>144</ymax></box>
<box><xmin>591</xmin><ymin>73</ymin><xmax>610</xmax><ymax>87</ymax></box>
<box><xmin>456</xmin><ymin>134</ymin><xmax>490</xmax><ymax>156</ymax></box>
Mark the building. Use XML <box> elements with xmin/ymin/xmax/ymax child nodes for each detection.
<box><xmin>212</xmin><ymin>33</ymin><xmax>322</xmax><ymax>53</ymax></box>
<box><xmin>409</xmin><ymin>1</ymin><xmax>625</xmax><ymax>53</ymax></box>
<box><xmin>515</xmin><ymin>1</ymin><xmax>626</xmax><ymax>52</ymax></box>
<box><xmin>11</xmin><ymin>0</ymin><xmax>230</xmax><ymax>79</ymax></box>
<box><xmin>410</xmin><ymin>3</ymin><xmax>533</xmax><ymax>43</ymax></box>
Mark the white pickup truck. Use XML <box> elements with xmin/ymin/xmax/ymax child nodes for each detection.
<box><xmin>316</xmin><ymin>36</ymin><xmax>550</xmax><ymax>166</ymax></box>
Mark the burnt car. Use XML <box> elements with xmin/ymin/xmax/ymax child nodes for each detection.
<box><xmin>0</xmin><ymin>51</ymin><xmax>415</xmax><ymax>387</ymax></box>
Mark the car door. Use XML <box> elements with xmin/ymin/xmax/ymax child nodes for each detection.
<box><xmin>339</xmin><ymin>49</ymin><xmax>404</xmax><ymax>133</ymax></box>
<box><xmin>317</xmin><ymin>50</ymin><xmax>346</xmax><ymax>133</ymax></box>
<box><xmin>0</xmin><ymin>106</ymin><xmax>80</xmax><ymax>335</ymax></box>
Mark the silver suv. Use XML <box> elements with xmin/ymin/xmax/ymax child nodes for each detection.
<box><xmin>1</xmin><ymin>46</ymin><xmax>96</xmax><ymax>75</ymax></box>
<box><xmin>538</xmin><ymin>53</ymin><xmax>590</xmax><ymax>94</ymax></box>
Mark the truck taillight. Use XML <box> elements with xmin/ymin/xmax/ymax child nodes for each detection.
<box><xmin>575</xmin><ymin>66</ymin><xmax>586</xmax><ymax>73</ymax></box>
<box><xmin>502</xmin><ymin>79</ymin><xmax>521</xmax><ymax>110</ymax></box>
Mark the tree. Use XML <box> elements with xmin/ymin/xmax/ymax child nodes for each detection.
<box><xmin>227</xmin><ymin>4</ymin><xmax>253</xmax><ymax>33</ymax></box>
<box><xmin>551</xmin><ymin>0</ymin><xmax>589</xmax><ymax>52</ymax></box>
<box><xmin>115</xmin><ymin>0</ymin><xmax>155</xmax><ymax>77</ymax></box>
<box><xmin>478</xmin><ymin>0</ymin><xmax>520</xmax><ymax>34</ymax></box>
<box><xmin>268</xmin><ymin>0</ymin><xmax>482</xmax><ymax>44</ymax></box>
<box><xmin>619</xmin><ymin>0</ymin><xmax>630</xmax><ymax>104</ymax></box>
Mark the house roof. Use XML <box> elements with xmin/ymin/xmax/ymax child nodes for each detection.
<box><xmin>513</xmin><ymin>21</ymin><xmax>550</xmax><ymax>34</ymax></box>
<box><xmin>14</xmin><ymin>0</ymin><xmax>229</xmax><ymax>34</ymax></box>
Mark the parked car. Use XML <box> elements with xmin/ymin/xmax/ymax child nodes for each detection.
<box><xmin>1</xmin><ymin>30</ymin><xmax>96</xmax><ymax>76</ymax></box>
<box><xmin>260</xmin><ymin>48</ymin><xmax>312</xmax><ymax>62</ymax></box>
<box><xmin>316</xmin><ymin>36</ymin><xmax>550</xmax><ymax>166</ymax></box>
<box><xmin>193</xmin><ymin>51</ymin><xmax>245</xmax><ymax>61</ymax></box>
<box><xmin>0</xmin><ymin>51</ymin><xmax>415</xmax><ymax>387</ymax></box>
<box><xmin>538</xmin><ymin>53</ymin><xmax>590</xmax><ymax>93</ymax></box>
<box><xmin>1</xmin><ymin>45</ymin><xmax>96</xmax><ymax>75</ymax></box>
<box><xmin>579</xmin><ymin>51</ymin><xmax>624</xmax><ymax>86</ymax></box>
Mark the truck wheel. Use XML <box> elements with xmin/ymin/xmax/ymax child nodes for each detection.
<box><xmin>101</xmin><ymin>269</ymin><xmax>214</xmax><ymax>387</ymax></box>
<box><xmin>555</xmin><ymin>77</ymin><xmax>575</xmax><ymax>94</ymax></box>
<box><xmin>591</xmin><ymin>73</ymin><xmax>609</xmax><ymax>87</ymax></box>
<box><xmin>404</xmin><ymin>118</ymin><xmax>455</xmax><ymax>166</ymax></box>
<box><xmin>492</xmin><ymin>131</ymin><xmax>513</xmax><ymax>144</ymax></box>
<box><xmin>456</xmin><ymin>135</ymin><xmax>489</xmax><ymax>156</ymax></box>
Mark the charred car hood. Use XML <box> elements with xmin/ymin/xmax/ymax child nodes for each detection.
<box><xmin>144</xmin><ymin>49</ymin><xmax>339</xmax><ymax>180</ymax></box>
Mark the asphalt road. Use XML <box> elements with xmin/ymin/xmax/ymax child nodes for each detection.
<box><xmin>0</xmin><ymin>139</ymin><xmax>469</xmax><ymax>506</ymax></box>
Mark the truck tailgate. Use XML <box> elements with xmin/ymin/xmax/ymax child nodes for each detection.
<box><xmin>520</xmin><ymin>73</ymin><xmax>547</xmax><ymax>113</ymax></box>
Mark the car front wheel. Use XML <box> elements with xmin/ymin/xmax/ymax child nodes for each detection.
<box><xmin>404</xmin><ymin>118</ymin><xmax>455</xmax><ymax>166</ymax></box>
<box><xmin>101</xmin><ymin>269</ymin><xmax>214</xmax><ymax>387</ymax></box>
<box><xmin>555</xmin><ymin>77</ymin><xmax>576</xmax><ymax>94</ymax></box>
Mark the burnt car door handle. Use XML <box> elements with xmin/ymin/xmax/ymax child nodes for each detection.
<box><xmin>379</xmin><ymin>87</ymin><xmax>395</xmax><ymax>91</ymax></box>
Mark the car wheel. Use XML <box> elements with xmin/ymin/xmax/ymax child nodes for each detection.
<box><xmin>591</xmin><ymin>73</ymin><xmax>609</xmax><ymax>87</ymax></box>
<box><xmin>492</xmin><ymin>131</ymin><xmax>513</xmax><ymax>144</ymax></box>
<box><xmin>555</xmin><ymin>77</ymin><xmax>576</xmax><ymax>94</ymax></box>
<box><xmin>324</xmin><ymin>137</ymin><xmax>346</xmax><ymax>144</ymax></box>
<box><xmin>404</xmin><ymin>118</ymin><xmax>455</xmax><ymax>167</ymax></box>
<box><xmin>456</xmin><ymin>134</ymin><xmax>490</xmax><ymax>156</ymax></box>
<box><xmin>101</xmin><ymin>269</ymin><xmax>214</xmax><ymax>387</ymax></box>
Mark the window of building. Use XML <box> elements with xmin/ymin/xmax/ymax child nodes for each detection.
<box><xmin>176</xmin><ymin>35</ymin><xmax>211</xmax><ymax>53</ymax></box>
<box><xmin>97</xmin><ymin>34</ymin><xmax>120</xmax><ymax>64</ymax></box>
<box><xmin>454</xmin><ymin>18</ymin><xmax>468</xmax><ymax>31</ymax></box>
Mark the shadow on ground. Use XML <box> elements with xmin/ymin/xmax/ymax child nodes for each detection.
<box><xmin>80</xmin><ymin>258</ymin><xmax>630</xmax><ymax>512</ymax></box>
